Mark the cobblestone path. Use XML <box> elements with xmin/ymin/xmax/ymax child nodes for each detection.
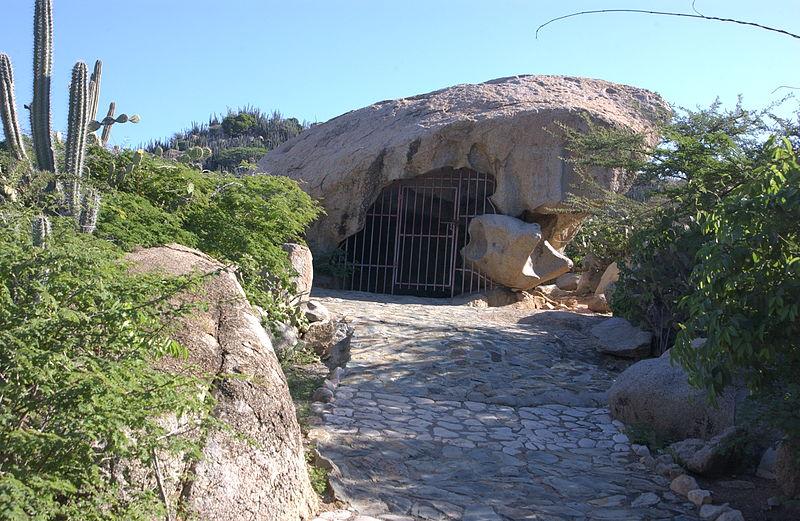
<box><xmin>310</xmin><ymin>290</ymin><xmax>698</xmax><ymax>521</ymax></box>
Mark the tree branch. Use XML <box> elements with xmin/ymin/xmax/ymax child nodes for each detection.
<box><xmin>536</xmin><ymin>9</ymin><xmax>800</xmax><ymax>41</ymax></box>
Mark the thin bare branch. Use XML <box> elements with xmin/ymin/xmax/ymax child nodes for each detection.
<box><xmin>535</xmin><ymin>9</ymin><xmax>800</xmax><ymax>41</ymax></box>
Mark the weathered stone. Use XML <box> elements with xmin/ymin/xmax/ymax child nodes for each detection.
<box><xmin>757</xmin><ymin>445</ymin><xmax>778</xmax><ymax>480</ymax></box>
<box><xmin>608</xmin><ymin>353</ymin><xmax>738</xmax><ymax>440</ymax></box>
<box><xmin>587</xmin><ymin>294</ymin><xmax>611</xmax><ymax>313</ymax></box>
<box><xmin>591</xmin><ymin>317</ymin><xmax>652</xmax><ymax>358</ymax></box>
<box><xmin>461</xmin><ymin>214</ymin><xmax>572</xmax><ymax>290</ymax></box>
<box><xmin>304</xmin><ymin>300</ymin><xmax>331</xmax><ymax>323</ymax></box>
<box><xmin>282</xmin><ymin>242</ymin><xmax>314</xmax><ymax>301</ymax></box>
<box><xmin>313</xmin><ymin>387</ymin><xmax>335</xmax><ymax>403</ymax></box>
<box><xmin>258</xmin><ymin>76</ymin><xmax>667</xmax><ymax>259</ymax></box>
<box><xmin>687</xmin><ymin>489</ymin><xmax>712</xmax><ymax>506</ymax></box>
<box><xmin>669</xmin><ymin>427</ymin><xmax>746</xmax><ymax>477</ymax></box>
<box><xmin>630</xmin><ymin>492</ymin><xmax>660</xmax><ymax>508</ymax></box>
<box><xmin>669</xmin><ymin>474</ymin><xmax>699</xmax><ymax>497</ymax></box>
<box><xmin>776</xmin><ymin>439</ymin><xmax>800</xmax><ymax>498</ymax></box>
<box><xmin>594</xmin><ymin>262</ymin><xmax>620</xmax><ymax>296</ymax></box>
<box><xmin>699</xmin><ymin>503</ymin><xmax>731</xmax><ymax>520</ymax></box>
<box><xmin>127</xmin><ymin>244</ymin><xmax>317</xmax><ymax>520</ymax></box>
<box><xmin>555</xmin><ymin>272</ymin><xmax>580</xmax><ymax>291</ymax></box>
<box><xmin>269</xmin><ymin>320</ymin><xmax>300</xmax><ymax>360</ymax></box>
<box><xmin>576</xmin><ymin>254</ymin><xmax>606</xmax><ymax>296</ymax></box>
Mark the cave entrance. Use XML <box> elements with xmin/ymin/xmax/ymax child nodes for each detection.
<box><xmin>338</xmin><ymin>167</ymin><xmax>496</xmax><ymax>297</ymax></box>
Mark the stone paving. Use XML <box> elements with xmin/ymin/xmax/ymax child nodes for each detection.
<box><xmin>310</xmin><ymin>290</ymin><xmax>699</xmax><ymax>521</ymax></box>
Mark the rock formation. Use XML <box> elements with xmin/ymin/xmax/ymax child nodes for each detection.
<box><xmin>127</xmin><ymin>244</ymin><xmax>317</xmax><ymax>520</ymax></box>
<box><xmin>257</xmin><ymin>75</ymin><xmax>668</xmax><ymax>286</ymax></box>
<box><xmin>461</xmin><ymin>214</ymin><xmax>572</xmax><ymax>289</ymax></box>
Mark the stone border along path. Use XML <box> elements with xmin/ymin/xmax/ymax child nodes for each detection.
<box><xmin>308</xmin><ymin>290</ymin><xmax>699</xmax><ymax>521</ymax></box>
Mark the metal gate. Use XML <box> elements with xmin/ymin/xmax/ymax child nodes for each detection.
<box><xmin>339</xmin><ymin>168</ymin><xmax>496</xmax><ymax>297</ymax></box>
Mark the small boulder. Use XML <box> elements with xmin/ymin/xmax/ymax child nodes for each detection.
<box><xmin>303</xmin><ymin>300</ymin><xmax>331</xmax><ymax>323</ymax></box>
<box><xmin>687</xmin><ymin>489</ymin><xmax>712</xmax><ymax>506</ymax></box>
<box><xmin>608</xmin><ymin>353</ymin><xmax>739</xmax><ymax>441</ymax></box>
<box><xmin>269</xmin><ymin>321</ymin><xmax>300</xmax><ymax>360</ymax></box>
<box><xmin>575</xmin><ymin>254</ymin><xmax>605</xmax><ymax>296</ymax></box>
<box><xmin>776</xmin><ymin>440</ymin><xmax>800</xmax><ymax>498</ymax></box>
<box><xmin>555</xmin><ymin>273</ymin><xmax>580</xmax><ymax>291</ymax></box>
<box><xmin>669</xmin><ymin>427</ymin><xmax>746</xmax><ymax>477</ymax></box>
<box><xmin>591</xmin><ymin>317</ymin><xmax>652</xmax><ymax>358</ymax></box>
<box><xmin>312</xmin><ymin>387</ymin><xmax>335</xmax><ymax>403</ymax></box>
<box><xmin>594</xmin><ymin>262</ymin><xmax>620</xmax><ymax>296</ymax></box>
<box><xmin>282</xmin><ymin>243</ymin><xmax>314</xmax><ymax>302</ymax></box>
<box><xmin>757</xmin><ymin>445</ymin><xmax>778</xmax><ymax>480</ymax></box>
<box><xmin>669</xmin><ymin>474</ymin><xmax>699</xmax><ymax>497</ymax></box>
<box><xmin>587</xmin><ymin>294</ymin><xmax>611</xmax><ymax>313</ymax></box>
<box><xmin>630</xmin><ymin>492</ymin><xmax>660</xmax><ymax>508</ymax></box>
<box><xmin>303</xmin><ymin>319</ymin><xmax>353</xmax><ymax>370</ymax></box>
<box><xmin>699</xmin><ymin>503</ymin><xmax>731</xmax><ymax>520</ymax></box>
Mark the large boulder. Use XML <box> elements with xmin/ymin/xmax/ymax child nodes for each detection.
<box><xmin>258</xmin><ymin>75</ymin><xmax>667</xmax><ymax>254</ymax></box>
<box><xmin>461</xmin><ymin>214</ymin><xmax>572</xmax><ymax>290</ymax></box>
<box><xmin>283</xmin><ymin>242</ymin><xmax>314</xmax><ymax>301</ymax></box>
<box><xmin>127</xmin><ymin>244</ymin><xmax>317</xmax><ymax>520</ymax></box>
<box><xmin>608</xmin><ymin>350</ymin><xmax>740</xmax><ymax>441</ymax></box>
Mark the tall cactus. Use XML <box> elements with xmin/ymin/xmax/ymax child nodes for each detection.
<box><xmin>31</xmin><ymin>0</ymin><xmax>57</xmax><ymax>175</ymax></box>
<box><xmin>88</xmin><ymin>59</ymin><xmax>102</xmax><ymax>122</ymax></box>
<box><xmin>31</xmin><ymin>214</ymin><xmax>52</xmax><ymax>248</ymax></box>
<box><xmin>0</xmin><ymin>54</ymin><xmax>28</xmax><ymax>162</ymax></box>
<box><xmin>77</xmin><ymin>188</ymin><xmax>100</xmax><ymax>234</ymax></box>
<box><xmin>64</xmin><ymin>62</ymin><xmax>90</xmax><ymax>217</ymax></box>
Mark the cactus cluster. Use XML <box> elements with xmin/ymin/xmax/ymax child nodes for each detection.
<box><xmin>0</xmin><ymin>0</ymin><xmax>144</xmax><ymax>236</ymax></box>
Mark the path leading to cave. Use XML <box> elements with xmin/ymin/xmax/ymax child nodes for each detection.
<box><xmin>310</xmin><ymin>290</ymin><xmax>698</xmax><ymax>521</ymax></box>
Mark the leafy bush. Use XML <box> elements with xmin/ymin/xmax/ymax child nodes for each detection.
<box><xmin>0</xmin><ymin>211</ymin><xmax>213</xmax><ymax>520</ymax></box>
<box><xmin>183</xmin><ymin>174</ymin><xmax>322</xmax><ymax>324</ymax></box>
<box><xmin>221</xmin><ymin>112</ymin><xmax>258</xmax><ymax>137</ymax></box>
<box><xmin>674</xmin><ymin>138</ymin><xmax>800</xmax><ymax>441</ymax></box>
<box><xmin>211</xmin><ymin>146</ymin><xmax>269</xmax><ymax>171</ymax></box>
<box><xmin>96</xmin><ymin>190</ymin><xmax>198</xmax><ymax>250</ymax></box>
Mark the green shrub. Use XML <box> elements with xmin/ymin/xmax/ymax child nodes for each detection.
<box><xmin>211</xmin><ymin>146</ymin><xmax>268</xmax><ymax>171</ymax></box>
<box><xmin>183</xmin><ymin>174</ymin><xmax>322</xmax><ymax>324</ymax></box>
<box><xmin>96</xmin><ymin>190</ymin><xmax>198</xmax><ymax>250</ymax></box>
<box><xmin>0</xmin><ymin>211</ymin><xmax>213</xmax><ymax>520</ymax></box>
<box><xmin>674</xmin><ymin>137</ymin><xmax>800</xmax><ymax>442</ymax></box>
<box><xmin>221</xmin><ymin>112</ymin><xmax>258</xmax><ymax>137</ymax></box>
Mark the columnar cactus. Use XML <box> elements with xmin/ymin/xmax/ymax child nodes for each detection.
<box><xmin>31</xmin><ymin>214</ymin><xmax>52</xmax><ymax>247</ymax></box>
<box><xmin>77</xmin><ymin>188</ymin><xmax>100</xmax><ymax>234</ymax></box>
<box><xmin>88</xmin><ymin>59</ymin><xmax>102</xmax><ymax>122</ymax></box>
<box><xmin>30</xmin><ymin>0</ymin><xmax>57</xmax><ymax>175</ymax></box>
<box><xmin>0</xmin><ymin>53</ymin><xmax>28</xmax><ymax>162</ymax></box>
<box><xmin>64</xmin><ymin>62</ymin><xmax>90</xmax><ymax>217</ymax></box>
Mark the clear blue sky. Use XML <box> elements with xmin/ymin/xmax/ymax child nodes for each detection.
<box><xmin>1</xmin><ymin>1</ymin><xmax>798</xmax><ymax>147</ymax></box>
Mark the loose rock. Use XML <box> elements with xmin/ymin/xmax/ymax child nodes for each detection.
<box><xmin>591</xmin><ymin>317</ymin><xmax>652</xmax><ymax>358</ymax></box>
<box><xmin>687</xmin><ymin>489</ymin><xmax>712</xmax><ymax>506</ymax></box>
<box><xmin>669</xmin><ymin>474</ymin><xmax>699</xmax><ymax>497</ymax></box>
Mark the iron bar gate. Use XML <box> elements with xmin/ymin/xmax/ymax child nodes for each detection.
<box><xmin>339</xmin><ymin>168</ymin><xmax>496</xmax><ymax>297</ymax></box>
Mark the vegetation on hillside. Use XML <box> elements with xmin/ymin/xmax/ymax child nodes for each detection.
<box><xmin>144</xmin><ymin>106</ymin><xmax>306</xmax><ymax>173</ymax></box>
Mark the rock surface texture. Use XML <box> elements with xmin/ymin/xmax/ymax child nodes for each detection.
<box><xmin>309</xmin><ymin>290</ymin><xmax>698</xmax><ymax>520</ymax></box>
<box><xmin>461</xmin><ymin>214</ymin><xmax>572</xmax><ymax>290</ymax></box>
<box><xmin>608</xmin><ymin>350</ymin><xmax>739</xmax><ymax>441</ymax></box>
<box><xmin>283</xmin><ymin>242</ymin><xmax>314</xmax><ymax>301</ymax></box>
<box><xmin>591</xmin><ymin>317</ymin><xmax>652</xmax><ymax>358</ymax></box>
<box><xmin>127</xmin><ymin>244</ymin><xmax>317</xmax><ymax>521</ymax></box>
<box><xmin>258</xmin><ymin>75</ymin><xmax>668</xmax><ymax>254</ymax></box>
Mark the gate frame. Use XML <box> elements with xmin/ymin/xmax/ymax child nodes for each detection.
<box><xmin>340</xmin><ymin>168</ymin><xmax>496</xmax><ymax>297</ymax></box>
